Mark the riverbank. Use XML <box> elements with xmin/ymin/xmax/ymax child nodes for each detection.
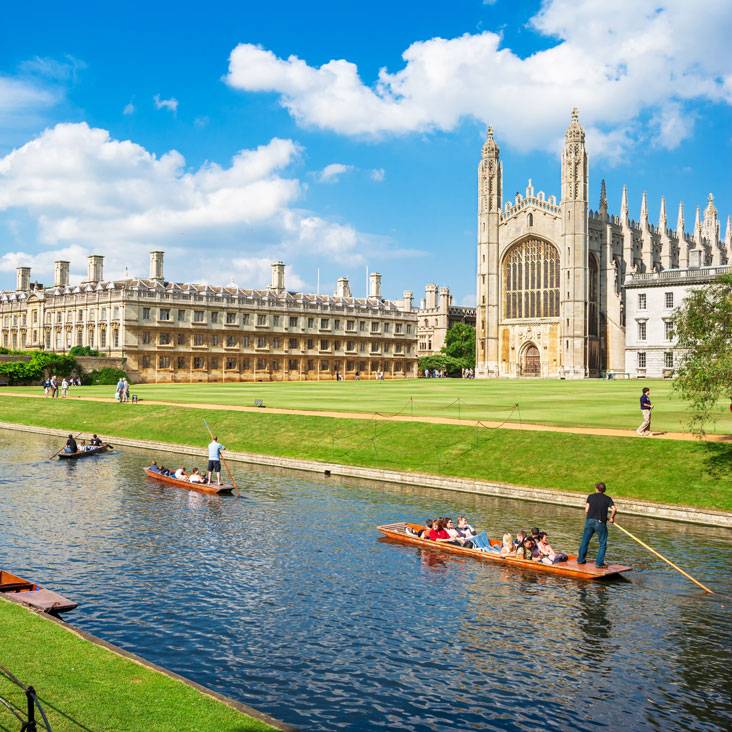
<box><xmin>0</xmin><ymin>396</ymin><xmax>730</xmax><ymax>517</ymax></box>
<box><xmin>0</xmin><ymin>598</ymin><xmax>283</xmax><ymax>731</ymax></box>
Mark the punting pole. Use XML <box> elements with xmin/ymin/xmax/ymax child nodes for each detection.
<box><xmin>48</xmin><ymin>431</ymin><xmax>83</xmax><ymax>460</ymax></box>
<box><xmin>614</xmin><ymin>522</ymin><xmax>714</xmax><ymax>594</ymax></box>
<box><xmin>202</xmin><ymin>419</ymin><xmax>241</xmax><ymax>497</ymax></box>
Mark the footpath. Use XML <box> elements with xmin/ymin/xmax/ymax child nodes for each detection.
<box><xmin>1</xmin><ymin>391</ymin><xmax>728</xmax><ymax>443</ymax></box>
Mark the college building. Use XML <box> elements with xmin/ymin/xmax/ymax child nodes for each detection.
<box><xmin>1</xmin><ymin>253</ymin><xmax>419</xmax><ymax>382</ymax></box>
<box><xmin>416</xmin><ymin>284</ymin><xmax>476</xmax><ymax>356</ymax></box>
<box><xmin>475</xmin><ymin>108</ymin><xmax>729</xmax><ymax>378</ymax></box>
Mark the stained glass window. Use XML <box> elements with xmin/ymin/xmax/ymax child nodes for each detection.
<box><xmin>503</xmin><ymin>239</ymin><xmax>560</xmax><ymax>319</ymax></box>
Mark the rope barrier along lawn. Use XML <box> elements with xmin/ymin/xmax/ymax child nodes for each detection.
<box><xmin>0</xmin><ymin>662</ymin><xmax>53</xmax><ymax>731</ymax></box>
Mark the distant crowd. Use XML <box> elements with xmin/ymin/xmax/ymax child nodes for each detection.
<box><xmin>422</xmin><ymin>368</ymin><xmax>475</xmax><ymax>379</ymax></box>
<box><xmin>43</xmin><ymin>375</ymin><xmax>81</xmax><ymax>398</ymax></box>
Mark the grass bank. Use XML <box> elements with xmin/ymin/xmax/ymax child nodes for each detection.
<box><xmin>9</xmin><ymin>379</ymin><xmax>730</xmax><ymax>435</ymax></box>
<box><xmin>0</xmin><ymin>599</ymin><xmax>276</xmax><ymax>732</ymax></box>
<box><xmin>1</xmin><ymin>397</ymin><xmax>730</xmax><ymax>511</ymax></box>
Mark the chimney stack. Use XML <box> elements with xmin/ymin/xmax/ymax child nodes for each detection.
<box><xmin>270</xmin><ymin>261</ymin><xmax>285</xmax><ymax>292</ymax></box>
<box><xmin>16</xmin><ymin>267</ymin><xmax>30</xmax><ymax>292</ymax></box>
<box><xmin>368</xmin><ymin>272</ymin><xmax>382</xmax><ymax>298</ymax></box>
<box><xmin>54</xmin><ymin>260</ymin><xmax>70</xmax><ymax>288</ymax></box>
<box><xmin>86</xmin><ymin>255</ymin><xmax>104</xmax><ymax>283</ymax></box>
<box><xmin>336</xmin><ymin>276</ymin><xmax>352</xmax><ymax>298</ymax></box>
<box><xmin>424</xmin><ymin>283</ymin><xmax>438</xmax><ymax>309</ymax></box>
<box><xmin>149</xmin><ymin>250</ymin><xmax>165</xmax><ymax>281</ymax></box>
<box><xmin>402</xmin><ymin>290</ymin><xmax>414</xmax><ymax>310</ymax></box>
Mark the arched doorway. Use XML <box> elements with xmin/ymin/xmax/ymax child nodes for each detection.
<box><xmin>521</xmin><ymin>343</ymin><xmax>541</xmax><ymax>376</ymax></box>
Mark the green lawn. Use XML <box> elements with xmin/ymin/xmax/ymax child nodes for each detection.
<box><xmin>1</xmin><ymin>397</ymin><xmax>730</xmax><ymax>511</ymax></box>
<box><xmin>11</xmin><ymin>379</ymin><xmax>730</xmax><ymax>435</ymax></box>
<box><xmin>0</xmin><ymin>599</ymin><xmax>275</xmax><ymax>732</ymax></box>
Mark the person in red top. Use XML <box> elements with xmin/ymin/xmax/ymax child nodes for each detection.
<box><xmin>428</xmin><ymin>518</ymin><xmax>454</xmax><ymax>543</ymax></box>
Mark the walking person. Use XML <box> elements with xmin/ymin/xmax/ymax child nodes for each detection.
<box><xmin>123</xmin><ymin>378</ymin><xmax>130</xmax><ymax>403</ymax></box>
<box><xmin>636</xmin><ymin>387</ymin><xmax>653</xmax><ymax>436</ymax></box>
<box><xmin>115</xmin><ymin>377</ymin><xmax>125</xmax><ymax>402</ymax></box>
<box><xmin>61</xmin><ymin>377</ymin><xmax>69</xmax><ymax>398</ymax></box>
<box><xmin>50</xmin><ymin>375</ymin><xmax>59</xmax><ymax>398</ymax></box>
<box><xmin>206</xmin><ymin>435</ymin><xmax>225</xmax><ymax>486</ymax></box>
<box><xmin>577</xmin><ymin>482</ymin><xmax>617</xmax><ymax>568</ymax></box>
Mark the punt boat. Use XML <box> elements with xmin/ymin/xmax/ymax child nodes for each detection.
<box><xmin>377</xmin><ymin>522</ymin><xmax>632</xmax><ymax>582</ymax></box>
<box><xmin>0</xmin><ymin>570</ymin><xmax>78</xmax><ymax>615</ymax></box>
<box><xmin>57</xmin><ymin>443</ymin><xmax>112</xmax><ymax>460</ymax></box>
<box><xmin>143</xmin><ymin>467</ymin><xmax>234</xmax><ymax>495</ymax></box>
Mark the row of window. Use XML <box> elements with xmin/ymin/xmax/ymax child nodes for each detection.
<box><xmin>140</xmin><ymin>356</ymin><xmax>407</xmax><ymax>372</ymax></box>
<box><xmin>637</xmin><ymin>352</ymin><xmax>675</xmax><ymax>369</ymax></box>
<box><xmin>141</xmin><ymin>331</ymin><xmax>410</xmax><ymax>354</ymax></box>
<box><xmin>637</xmin><ymin>292</ymin><xmax>674</xmax><ymax>310</ymax></box>
<box><xmin>2</xmin><ymin>307</ymin><xmax>122</xmax><ymax>328</ymax></box>
<box><xmin>141</xmin><ymin>308</ymin><xmax>411</xmax><ymax>333</ymax></box>
<box><xmin>637</xmin><ymin>321</ymin><xmax>674</xmax><ymax>341</ymax></box>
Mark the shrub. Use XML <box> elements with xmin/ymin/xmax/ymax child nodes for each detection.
<box><xmin>0</xmin><ymin>352</ymin><xmax>77</xmax><ymax>384</ymax></box>
<box><xmin>68</xmin><ymin>346</ymin><xmax>100</xmax><ymax>357</ymax></box>
<box><xmin>82</xmin><ymin>367</ymin><xmax>128</xmax><ymax>386</ymax></box>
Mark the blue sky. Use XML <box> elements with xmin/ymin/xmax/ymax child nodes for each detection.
<box><xmin>1</xmin><ymin>0</ymin><xmax>731</xmax><ymax>303</ymax></box>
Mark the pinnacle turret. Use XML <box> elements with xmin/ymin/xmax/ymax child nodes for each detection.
<box><xmin>482</xmin><ymin>126</ymin><xmax>500</xmax><ymax>158</ymax></box>
<box><xmin>726</xmin><ymin>215</ymin><xmax>732</xmax><ymax>246</ymax></box>
<box><xmin>599</xmin><ymin>179</ymin><xmax>607</xmax><ymax>216</ymax></box>
<box><xmin>640</xmin><ymin>192</ymin><xmax>649</xmax><ymax>229</ymax></box>
<box><xmin>620</xmin><ymin>185</ymin><xmax>629</xmax><ymax>226</ymax></box>
<box><xmin>676</xmin><ymin>201</ymin><xmax>685</xmax><ymax>236</ymax></box>
<box><xmin>659</xmin><ymin>195</ymin><xmax>667</xmax><ymax>231</ymax></box>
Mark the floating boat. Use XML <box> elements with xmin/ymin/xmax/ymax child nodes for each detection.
<box><xmin>0</xmin><ymin>570</ymin><xmax>78</xmax><ymax>615</ymax></box>
<box><xmin>57</xmin><ymin>443</ymin><xmax>112</xmax><ymax>460</ymax></box>
<box><xmin>143</xmin><ymin>467</ymin><xmax>234</xmax><ymax>495</ymax></box>
<box><xmin>377</xmin><ymin>522</ymin><xmax>632</xmax><ymax>582</ymax></box>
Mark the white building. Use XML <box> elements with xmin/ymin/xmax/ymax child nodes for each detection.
<box><xmin>624</xmin><ymin>256</ymin><xmax>731</xmax><ymax>378</ymax></box>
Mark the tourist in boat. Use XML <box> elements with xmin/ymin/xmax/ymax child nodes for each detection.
<box><xmin>64</xmin><ymin>434</ymin><xmax>78</xmax><ymax>454</ymax></box>
<box><xmin>207</xmin><ymin>436</ymin><xmax>225</xmax><ymax>486</ymax></box>
<box><xmin>456</xmin><ymin>516</ymin><xmax>476</xmax><ymax>539</ymax></box>
<box><xmin>148</xmin><ymin>462</ymin><xmax>161</xmax><ymax>473</ymax></box>
<box><xmin>189</xmin><ymin>467</ymin><xmax>205</xmax><ymax>484</ymax></box>
<box><xmin>520</xmin><ymin>537</ymin><xmax>540</xmax><ymax>561</ymax></box>
<box><xmin>513</xmin><ymin>530</ymin><xmax>527</xmax><ymax>550</ymax></box>
<box><xmin>428</xmin><ymin>519</ymin><xmax>455</xmax><ymax>543</ymax></box>
<box><xmin>500</xmin><ymin>533</ymin><xmax>516</xmax><ymax>556</ymax></box>
<box><xmin>174</xmin><ymin>467</ymin><xmax>188</xmax><ymax>480</ymax></box>
<box><xmin>445</xmin><ymin>518</ymin><xmax>473</xmax><ymax>547</ymax></box>
<box><xmin>90</xmin><ymin>434</ymin><xmax>103</xmax><ymax>446</ymax></box>
<box><xmin>536</xmin><ymin>532</ymin><xmax>568</xmax><ymax>564</ymax></box>
<box><xmin>407</xmin><ymin>520</ymin><xmax>433</xmax><ymax>538</ymax></box>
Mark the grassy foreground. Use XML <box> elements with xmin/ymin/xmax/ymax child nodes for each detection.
<box><xmin>1</xmin><ymin>397</ymin><xmax>730</xmax><ymax>510</ymax></box>
<box><xmin>11</xmin><ymin>378</ymin><xmax>731</xmax><ymax>435</ymax></box>
<box><xmin>0</xmin><ymin>599</ymin><xmax>274</xmax><ymax>732</ymax></box>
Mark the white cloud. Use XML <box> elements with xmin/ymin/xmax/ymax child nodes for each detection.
<box><xmin>123</xmin><ymin>102</ymin><xmax>135</xmax><ymax>116</ymax></box>
<box><xmin>317</xmin><ymin>162</ymin><xmax>353</xmax><ymax>183</ymax></box>
<box><xmin>370</xmin><ymin>168</ymin><xmax>385</xmax><ymax>182</ymax></box>
<box><xmin>19</xmin><ymin>55</ymin><xmax>87</xmax><ymax>83</ymax></box>
<box><xmin>0</xmin><ymin>123</ymin><xmax>410</xmax><ymax>287</ymax></box>
<box><xmin>225</xmin><ymin>0</ymin><xmax>732</xmax><ymax>157</ymax></box>
<box><xmin>194</xmin><ymin>115</ymin><xmax>209</xmax><ymax>128</ymax></box>
<box><xmin>153</xmin><ymin>94</ymin><xmax>178</xmax><ymax>113</ymax></box>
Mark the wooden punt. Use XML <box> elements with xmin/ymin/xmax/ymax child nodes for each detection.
<box><xmin>0</xmin><ymin>570</ymin><xmax>78</xmax><ymax>615</ymax></box>
<box><xmin>57</xmin><ymin>443</ymin><xmax>111</xmax><ymax>460</ymax></box>
<box><xmin>144</xmin><ymin>467</ymin><xmax>234</xmax><ymax>495</ymax></box>
<box><xmin>378</xmin><ymin>522</ymin><xmax>632</xmax><ymax>582</ymax></box>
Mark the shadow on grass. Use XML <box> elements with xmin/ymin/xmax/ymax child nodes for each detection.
<box><xmin>703</xmin><ymin>442</ymin><xmax>732</xmax><ymax>481</ymax></box>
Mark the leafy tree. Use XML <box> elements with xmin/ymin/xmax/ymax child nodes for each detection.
<box><xmin>673</xmin><ymin>273</ymin><xmax>732</xmax><ymax>434</ymax></box>
<box><xmin>0</xmin><ymin>352</ymin><xmax>77</xmax><ymax>384</ymax></box>
<box><xmin>69</xmin><ymin>345</ymin><xmax>100</xmax><ymax>357</ymax></box>
<box><xmin>418</xmin><ymin>354</ymin><xmax>466</xmax><ymax>376</ymax></box>
<box><xmin>442</xmin><ymin>323</ymin><xmax>476</xmax><ymax>367</ymax></box>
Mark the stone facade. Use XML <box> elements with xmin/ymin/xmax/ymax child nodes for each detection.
<box><xmin>624</xmin><ymin>263</ymin><xmax>731</xmax><ymax>378</ymax></box>
<box><xmin>417</xmin><ymin>284</ymin><xmax>476</xmax><ymax>356</ymax></box>
<box><xmin>1</xmin><ymin>253</ymin><xmax>418</xmax><ymax>383</ymax></box>
<box><xmin>475</xmin><ymin>109</ymin><xmax>729</xmax><ymax>378</ymax></box>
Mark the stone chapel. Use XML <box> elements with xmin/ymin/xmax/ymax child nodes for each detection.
<box><xmin>474</xmin><ymin>108</ymin><xmax>729</xmax><ymax>378</ymax></box>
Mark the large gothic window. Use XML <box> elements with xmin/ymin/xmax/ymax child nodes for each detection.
<box><xmin>502</xmin><ymin>238</ymin><xmax>560</xmax><ymax>319</ymax></box>
<box><xmin>588</xmin><ymin>254</ymin><xmax>599</xmax><ymax>336</ymax></box>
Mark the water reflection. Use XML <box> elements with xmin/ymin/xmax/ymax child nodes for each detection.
<box><xmin>0</xmin><ymin>428</ymin><xmax>731</xmax><ymax>731</ymax></box>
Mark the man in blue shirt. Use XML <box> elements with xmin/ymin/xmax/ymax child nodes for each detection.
<box><xmin>636</xmin><ymin>387</ymin><xmax>652</xmax><ymax>436</ymax></box>
<box><xmin>207</xmin><ymin>436</ymin><xmax>225</xmax><ymax>485</ymax></box>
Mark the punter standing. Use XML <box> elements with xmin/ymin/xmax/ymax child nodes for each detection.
<box><xmin>207</xmin><ymin>435</ymin><xmax>225</xmax><ymax>485</ymax></box>
<box><xmin>636</xmin><ymin>386</ymin><xmax>653</xmax><ymax>436</ymax></box>
<box><xmin>577</xmin><ymin>482</ymin><xmax>617</xmax><ymax>568</ymax></box>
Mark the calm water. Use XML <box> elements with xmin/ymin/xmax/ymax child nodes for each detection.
<box><xmin>1</xmin><ymin>429</ymin><xmax>731</xmax><ymax>731</ymax></box>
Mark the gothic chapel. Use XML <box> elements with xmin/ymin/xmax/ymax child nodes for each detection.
<box><xmin>474</xmin><ymin>109</ymin><xmax>729</xmax><ymax>378</ymax></box>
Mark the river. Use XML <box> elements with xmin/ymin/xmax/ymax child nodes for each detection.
<box><xmin>1</xmin><ymin>428</ymin><xmax>730</xmax><ymax>731</ymax></box>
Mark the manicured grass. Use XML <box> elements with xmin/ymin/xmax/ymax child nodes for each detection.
<box><xmin>1</xmin><ymin>397</ymin><xmax>730</xmax><ymax>511</ymax></box>
<box><xmin>11</xmin><ymin>378</ymin><xmax>730</xmax><ymax>435</ymax></box>
<box><xmin>0</xmin><ymin>599</ymin><xmax>275</xmax><ymax>732</ymax></box>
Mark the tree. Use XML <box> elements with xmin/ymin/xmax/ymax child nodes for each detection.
<box><xmin>673</xmin><ymin>273</ymin><xmax>732</xmax><ymax>434</ymax></box>
<box><xmin>442</xmin><ymin>323</ymin><xmax>476</xmax><ymax>367</ymax></box>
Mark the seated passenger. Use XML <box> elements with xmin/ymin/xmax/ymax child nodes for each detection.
<box><xmin>445</xmin><ymin>518</ymin><xmax>472</xmax><ymax>547</ymax></box>
<box><xmin>513</xmin><ymin>530</ymin><xmax>527</xmax><ymax>549</ymax></box>
<box><xmin>90</xmin><ymin>434</ymin><xmax>103</xmax><ymax>446</ymax></box>
<box><xmin>456</xmin><ymin>516</ymin><xmax>476</xmax><ymax>539</ymax></box>
<box><xmin>428</xmin><ymin>519</ymin><xmax>455</xmax><ymax>543</ymax></box>
<box><xmin>536</xmin><ymin>532</ymin><xmax>568</xmax><ymax>564</ymax></box>
<box><xmin>64</xmin><ymin>434</ymin><xmax>78</xmax><ymax>453</ymax></box>
<box><xmin>174</xmin><ymin>467</ymin><xmax>188</xmax><ymax>480</ymax></box>
<box><xmin>522</xmin><ymin>537</ymin><xmax>540</xmax><ymax>561</ymax></box>
<box><xmin>500</xmin><ymin>533</ymin><xmax>516</xmax><ymax>556</ymax></box>
<box><xmin>148</xmin><ymin>462</ymin><xmax>161</xmax><ymax>473</ymax></box>
<box><xmin>189</xmin><ymin>467</ymin><xmax>205</xmax><ymax>483</ymax></box>
<box><xmin>530</xmin><ymin>527</ymin><xmax>542</xmax><ymax>543</ymax></box>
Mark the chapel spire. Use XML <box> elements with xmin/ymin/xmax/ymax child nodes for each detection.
<box><xmin>659</xmin><ymin>195</ymin><xmax>667</xmax><ymax>232</ymax></box>
<box><xmin>561</xmin><ymin>107</ymin><xmax>587</xmax><ymax>203</ymax></box>
<box><xmin>620</xmin><ymin>185</ymin><xmax>629</xmax><ymax>227</ymax></box>
<box><xmin>676</xmin><ymin>201</ymin><xmax>685</xmax><ymax>236</ymax></box>
<box><xmin>640</xmin><ymin>192</ymin><xmax>649</xmax><ymax>229</ymax></box>
<box><xmin>599</xmin><ymin>179</ymin><xmax>608</xmax><ymax>217</ymax></box>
